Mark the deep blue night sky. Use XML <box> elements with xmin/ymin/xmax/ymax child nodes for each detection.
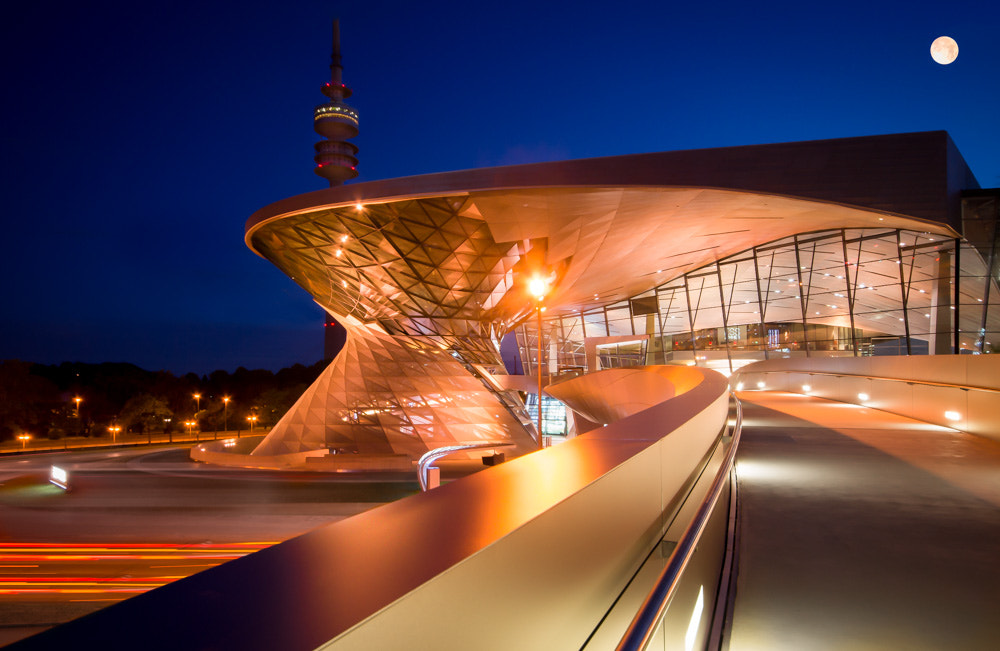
<box><xmin>2</xmin><ymin>0</ymin><xmax>997</xmax><ymax>375</ymax></box>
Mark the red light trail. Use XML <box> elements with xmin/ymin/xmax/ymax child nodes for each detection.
<box><xmin>0</xmin><ymin>542</ymin><xmax>275</xmax><ymax>600</ymax></box>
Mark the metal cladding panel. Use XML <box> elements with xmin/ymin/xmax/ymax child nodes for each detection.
<box><xmin>248</xmin><ymin>131</ymin><xmax>976</xmax><ymax>234</ymax></box>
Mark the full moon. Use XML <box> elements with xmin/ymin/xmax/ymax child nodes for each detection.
<box><xmin>930</xmin><ymin>36</ymin><xmax>959</xmax><ymax>65</ymax></box>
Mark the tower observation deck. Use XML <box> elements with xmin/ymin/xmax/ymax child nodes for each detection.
<box><xmin>313</xmin><ymin>20</ymin><xmax>358</xmax><ymax>186</ymax></box>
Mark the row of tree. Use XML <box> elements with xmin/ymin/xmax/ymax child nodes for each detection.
<box><xmin>0</xmin><ymin>359</ymin><xmax>327</xmax><ymax>442</ymax></box>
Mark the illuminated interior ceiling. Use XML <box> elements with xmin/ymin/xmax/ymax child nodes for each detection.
<box><xmin>648</xmin><ymin>228</ymin><xmax>977</xmax><ymax>335</ymax></box>
<box><xmin>248</xmin><ymin>187</ymin><xmax>956</xmax><ymax>338</ymax></box>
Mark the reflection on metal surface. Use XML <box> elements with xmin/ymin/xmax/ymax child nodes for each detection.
<box><xmin>616</xmin><ymin>398</ymin><xmax>743</xmax><ymax>651</ymax></box>
<box><xmin>417</xmin><ymin>441</ymin><xmax>514</xmax><ymax>491</ymax></box>
<box><xmin>546</xmin><ymin>365</ymin><xmax>705</xmax><ymax>427</ymax></box>
<box><xmin>684</xmin><ymin>585</ymin><xmax>705</xmax><ymax>651</ymax></box>
<box><xmin>252</xmin><ymin>316</ymin><xmax>535</xmax><ymax>462</ymax></box>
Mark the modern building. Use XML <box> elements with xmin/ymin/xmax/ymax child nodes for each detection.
<box><xmin>228</xmin><ymin>23</ymin><xmax>1000</xmax><ymax>471</ymax></box>
<box><xmin>241</xmin><ymin>123</ymin><xmax>998</xmax><ymax>469</ymax></box>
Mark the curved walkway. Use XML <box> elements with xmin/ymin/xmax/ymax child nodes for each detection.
<box><xmin>727</xmin><ymin>391</ymin><xmax>1000</xmax><ymax>650</ymax></box>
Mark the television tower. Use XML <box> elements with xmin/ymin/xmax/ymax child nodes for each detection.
<box><xmin>313</xmin><ymin>20</ymin><xmax>359</xmax><ymax>186</ymax></box>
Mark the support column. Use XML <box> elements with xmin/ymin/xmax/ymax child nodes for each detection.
<box><xmin>929</xmin><ymin>249</ymin><xmax>953</xmax><ymax>354</ymax></box>
<box><xmin>895</xmin><ymin>231</ymin><xmax>913</xmax><ymax>355</ymax></box>
<box><xmin>840</xmin><ymin>230</ymin><xmax>859</xmax><ymax>356</ymax></box>
<box><xmin>715</xmin><ymin>263</ymin><xmax>734</xmax><ymax>375</ymax></box>
<box><xmin>752</xmin><ymin>248</ymin><xmax>770</xmax><ymax>361</ymax></box>
<box><xmin>793</xmin><ymin>236</ymin><xmax>811</xmax><ymax>357</ymax></box>
<box><xmin>683</xmin><ymin>274</ymin><xmax>698</xmax><ymax>365</ymax></box>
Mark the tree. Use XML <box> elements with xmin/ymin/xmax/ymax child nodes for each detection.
<box><xmin>0</xmin><ymin>360</ymin><xmax>61</xmax><ymax>441</ymax></box>
<box><xmin>119</xmin><ymin>394</ymin><xmax>173</xmax><ymax>434</ymax></box>
<box><xmin>255</xmin><ymin>385</ymin><xmax>307</xmax><ymax>427</ymax></box>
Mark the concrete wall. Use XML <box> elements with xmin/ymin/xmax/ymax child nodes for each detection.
<box><xmin>190</xmin><ymin>437</ymin><xmax>329</xmax><ymax>469</ymax></box>
<box><xmin>733</xmin><ymin>355</ymin><xmax>1000</xmax><ymax>442</ymax></box>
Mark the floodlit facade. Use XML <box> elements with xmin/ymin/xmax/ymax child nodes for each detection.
<box><xmin>244</xmin><ymin>129</ymin><xmax>998</xmax><ymax>467</ymax></box>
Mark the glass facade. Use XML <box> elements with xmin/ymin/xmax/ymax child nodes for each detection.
<box><xmin>517</xmin><ymin>221</ymin><xmax>1000</xmax><ymax>386</ymax></box>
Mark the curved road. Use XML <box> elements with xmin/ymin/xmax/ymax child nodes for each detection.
<box><xmin>0</xmin><ymin>445</ymin><xmax>419</xmax><ymax>645</ymax></box>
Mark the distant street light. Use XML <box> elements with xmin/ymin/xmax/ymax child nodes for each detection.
<box><xmin>193</xmin><ymin>393</ymin><xmax>201</xmax><ymax>412</ymax></box>
<box><xmin>17</xmin><ymin>434</ymin><xmax>31</xmax><ymax>450</ymax></box>
<box><xmin>73</xmin><ymin>396</ymin><xmax>82</xmax><ymax>417</ymax></box>
<box><xmin>185</xmin><ymin>420</ymin><xmax>195</xmax><ymax>438</ymax></box>
<box><xmin>247</xmin><ymin>414</ymin><xmax>258</xmax><ymax>434</ymax></box>
<box><xmin>222</xmin><ymin>397</ymin><xmax>231</xmax><ymax>437</ymax></box>
<box><xmin>108</xmin><ymin>424</ymin><xmax>121</xmax><ymax>443</ymax></box>
<box><xmin>528</xmin><ymin>275</ymin><xmax>549</xmax><ymax>450</ymax></box>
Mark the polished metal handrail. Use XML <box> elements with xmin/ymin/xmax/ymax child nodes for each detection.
<box><xmin>417</xmin><ymin>441</ymin><xmax>514</xmax><ymax>491</ymax></box>
<box><xmin>616</xmin><ymin>397</ymin><xmax>743</xmax><ymax>651</ymax></box>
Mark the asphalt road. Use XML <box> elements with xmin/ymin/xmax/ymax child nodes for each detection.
<box><xmin>0</xmin><ymin>446</ymin><xmax>420</xmax><ymax>645</ymax></box>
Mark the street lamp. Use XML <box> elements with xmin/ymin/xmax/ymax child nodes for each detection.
<box><xmin>528</xmin><ymin>275</ymin><xmax>549</xmax><ymax>450</ymax></box>
<box><xmin>247</xmin><ymin>414</ymin><xmax>258</xmax><ymax>434</ymax></box>
<box><xmin>222</xmin><ymin>396</ymin><xmax>230</xmax><ymax>437</ymax></box>
<box><xmin>185</xmin><ymin>420</ymin><xmax>196</xmax><ymax>438</ymax></box>
<box><xmin>108</xmin><ymin>424</ymin><xmax>121</xmax><ymax>443</ymax></box>
<box><xmin>17</xmin><ymin>434</ymin><xmax>31</xmax><ymax>450</ymax></box>
<box><xmin>193</xmin><ymin>393</ymin><xmax>201</xmax><ymax>412</ymax></box>
<box><xmin>73</xmin><ymin>396</ymin><xmax>82</xmax><ymax>417</ymax></box>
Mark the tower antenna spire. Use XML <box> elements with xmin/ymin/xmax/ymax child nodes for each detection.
<box><xmin>330</xmin><ymin>19</ymin><xmax>343</xmax><ymax>84</ymax></box>
<box><xmin>313</xmin><ymin>18</ymin><xmax>359</xmax><ymax>186</ymax></box>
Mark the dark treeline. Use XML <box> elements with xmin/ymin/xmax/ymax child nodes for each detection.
<box><xmin>0</xmin><ymin>359</ymin><xmax>327</xmax><ymax>441</ymax></box>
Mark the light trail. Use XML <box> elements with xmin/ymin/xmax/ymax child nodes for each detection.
<box><xmin>0</xmin><ymin>542</ymin><xmax>276</xmax><ymax>601</ymax></box>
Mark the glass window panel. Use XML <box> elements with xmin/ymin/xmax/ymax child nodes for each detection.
<box><xmin>605</xmin><ymin>306</ymin><xmax>633</xmax><ymax>337</ymax></box>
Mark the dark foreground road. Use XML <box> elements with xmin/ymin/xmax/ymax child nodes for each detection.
<box><xmin>0</xmin><ymin>446</ymin><xmax>419</xmax><ymax>645</ymax></box>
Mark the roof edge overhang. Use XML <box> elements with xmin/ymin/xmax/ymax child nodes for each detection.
<box><xmin>247</xmin><ymin>131</ymin><xmax>978</xmax><ymax>243</ymax></box>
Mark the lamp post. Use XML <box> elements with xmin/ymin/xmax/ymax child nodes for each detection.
<box><xmin>108</xmin><ymin>424</ymin><xmax>121</xmax><ymax>443</ymax></box>
<box><xmin>247</xmin><ymin>414</ymin><xmax>258</xmax><ymax>434</ymax></box>
<box><xmin>193</xmin><ymin>393</ymin><xmax>201</xmax><ymax>412</ymax></box>
<box><xmin>528</xmin><ymin>275</ymin><xmax>549</xmax><ymax>450</ymax></box>
<box><xmin>222</xmin><ymin>397</ymin><xmax>230</xmax><ymax>437</ymax></box>
<box><xmin>73</xmin><ymin>396</ymin><xmax>82</xmax><ymax>417</ymax></box>
<box><xmin>17</xmin><ymin>434</ymin><xmax>31</xmax><ymax>450</ymax></box>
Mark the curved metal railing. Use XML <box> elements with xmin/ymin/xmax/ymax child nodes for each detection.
<box><xmin>417</xmin><ymin>441</ymin><xmax>514</xmax><ymax>491</ymax></box>
<box><xmin>616</xmin><ymin>397</ymin><xmax>743</xmax><ymax>651</ymax></box>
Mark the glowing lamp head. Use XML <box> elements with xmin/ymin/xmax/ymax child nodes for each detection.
<box><xmin>528</xmin><ymin>276</ymin><xmax>548</xmax><ymax>300</ymax></box>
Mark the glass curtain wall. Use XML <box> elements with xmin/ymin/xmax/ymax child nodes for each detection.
<box><xmin>517</xmin><ymin>226</ymin><xmax>1000</xmax><ymax>381</ymax></box>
